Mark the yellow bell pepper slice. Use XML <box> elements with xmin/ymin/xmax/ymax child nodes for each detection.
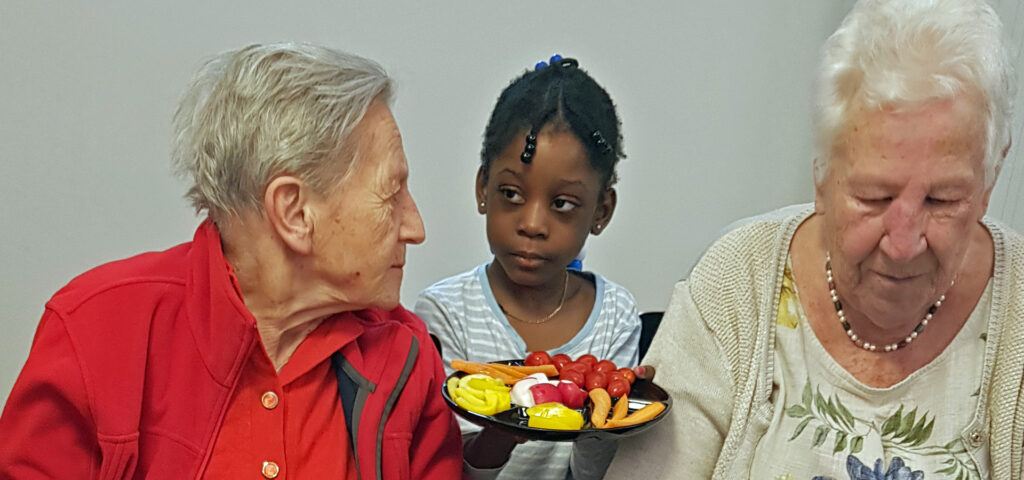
<box><xmin>450</xmin><ymin>373</ymin><xmax>513</xmax><ymax>416</ymax></box>
<box><xmin>454</xmin><ymin>389</ymin><xmax>489</xmax><ymax>412</ymax></box>
<box><xmin>526</xmin><ymin>402</ymin><xmax>584</xmax><ymax>430</ymax></box>
<box><xmin>446</xmin><ymin>377</ymin><xmax>459</xmax><ymax>399</ymax></box>
<box><xmin>460</xmin><ymin>374</ymin><xmax>508</xmax><ymax>395</ymax></box>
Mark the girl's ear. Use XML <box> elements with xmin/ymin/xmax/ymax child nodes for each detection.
<box><xmin>475</xmin><ymin>167</ymin><xmax>487</xmax><ymax>214</ymax></box>
<box><xmin>591</xmin><ymin>187</ymin><xmax>617</xmax><ymax>235</ymax></box>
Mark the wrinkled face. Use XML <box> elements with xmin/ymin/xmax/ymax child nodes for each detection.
<box><xmin>816</xmin><ymin>95</ymin><xmax>992</xmax><ymax>320</ymax></box>
<box><xmin>478</xmin><ymin>128</ymin><xmax>611</xmax><ymax>287</ymax></box>
<box><xmin>310</xmin><ymin>102</ymin><xmax>424</xmax><ymax>310</ymax></box>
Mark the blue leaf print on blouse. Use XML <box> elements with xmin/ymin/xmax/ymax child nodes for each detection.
<box><xmin>811</xmin><ymin>455</ymin><xmax>924</xmax><ymax>480</ymax></box>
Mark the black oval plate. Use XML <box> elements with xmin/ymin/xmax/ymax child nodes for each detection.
<box><xmin>442</xmin><ymin>360</ymin><xmax>672</xmax><ymax>441</ymax></box>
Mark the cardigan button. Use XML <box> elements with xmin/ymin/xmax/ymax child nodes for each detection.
<box><xmin>262</xmin><ymin>461</ymin><xmax>280</xmax><ymax>479</ymax></box>
<box><xmin>968</xmin><ymin>429</ymin><xmax>984</xmax><ymax>448</ymax></box>
<box><xmin>261</xmin><ymin>391</ymin><xmax>279</xmax><ymax>410</ymax></box>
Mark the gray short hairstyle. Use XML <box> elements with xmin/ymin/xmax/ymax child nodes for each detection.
<box><xmin>814</xmin><ymin>0</ymin><xmax>1015</xmax><ymax>188</ymax></box>
<box><xmin>172</xmin><ymin>43</ymin><xmax>393</xmax><ymax>221</ymax></box>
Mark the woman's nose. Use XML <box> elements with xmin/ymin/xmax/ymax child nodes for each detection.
<box><xmin>399</xmin><ymin>190</ymin><xmax>425</xmax><ymax>245</ymax></box>
<box><xmin>879</xmin><ymin>200</ymin><xmax>927</xmax><ymax>260</ymax></box>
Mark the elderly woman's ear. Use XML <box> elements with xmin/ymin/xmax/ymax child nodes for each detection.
<box><xmin>812</xmin><ymin>157</ymin><xmax>827</xmax><ymax>215</ymax></box>
<box><xmin>264</xmin><ymin>175</ymin><xmax>315</xmax><ymax>255</ymax></box>
<box><xmin>980</xmin><ymin>138</ymin><xmax>1013</xmax><ymax>210</ymax></box>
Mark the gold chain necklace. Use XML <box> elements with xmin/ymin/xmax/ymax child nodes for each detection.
<box><xmin>499</xmin><ymin>271</ymin><xmax>569</xmax><ymax>325</ymax></box>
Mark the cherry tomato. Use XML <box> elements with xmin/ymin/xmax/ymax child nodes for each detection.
<box><xmin>576</xmin><ymin>354</ymin><xmax>598</xmax><ymax>370</ymax></box>
<box><xmin>562</xmin><ymin>361</ymin><xmax>590</xmax><ymax>376</ymax></box>
<box><xmin>525</xmin><ymin>351</ymin><xmax>552</xmax><ymax>367</ymax></box>
<box><xmin>551</xmin><ymin>354</ymin><xmax>572</xmax><ymax>372</ymax></box>
<box><xmin>594</xmin><ymin>360</ymin><xmax>618</xmax><ymax>374</ymax></box>
<box><xmin>607</xmin><ymin>378</ymin><xmax>631</xmax><ymax>398</ymax></box>
<box><xmin>617</xmin><ymin>367</ymin><xmax>637</xmax><ymax>384</ymax></box>
<box><xmin>561</xmin><ymin>370</ymin><xmax>586</xmax><ymax>388</ymax></box>
<box><xmin>585</xmin><ymin>371</ymin><xmax>608</xmax><ymax>391</ymax></box>
<box><xmin>607</xmin><ymin>371</ymin><xmax>626</xmax><ymax>384</ymax></box>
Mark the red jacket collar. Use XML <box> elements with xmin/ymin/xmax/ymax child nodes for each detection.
<box><xmin>185</xmin><ymin>220</ymin><xmax>260</xmax><ymax>387</ymax></box>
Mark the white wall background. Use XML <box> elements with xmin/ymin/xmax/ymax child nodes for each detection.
<box><xmin>1</xmin><ymin>1</ymin><xmax>1021</xmax><ymax>409</ymax></box>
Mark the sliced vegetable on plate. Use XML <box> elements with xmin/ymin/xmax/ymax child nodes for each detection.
<box><xmin>442</xmin><ymin>354</ymin><xmax>671</xmax><ymax>441</ymax></box>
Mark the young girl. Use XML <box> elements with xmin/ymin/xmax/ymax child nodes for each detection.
<box><xmin>414</xmin><ymin>55</ymin><xmax>641</xmax><ymax>480</ymax></box>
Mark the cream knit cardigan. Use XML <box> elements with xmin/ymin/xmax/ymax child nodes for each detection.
<box><xmin>606</xmin><ymin>205</ymin><xmax>1024</xmax><ymax>479</ymax></box>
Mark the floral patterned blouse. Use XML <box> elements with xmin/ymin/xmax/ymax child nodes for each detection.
<box><xmin>750</xmin><ymin>260</ymin><xmax>994</xmax><ymax>480</ymax></box>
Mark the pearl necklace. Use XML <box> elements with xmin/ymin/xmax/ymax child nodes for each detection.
<box><xmin>499</xmin><ymin>271</ymin><xmax>569</xmax><ymax>325</ymax></box>
<box><xmin>825</xmin><ymin>253</ymin><xmax>948</xmax><ymax>352</ymax></box>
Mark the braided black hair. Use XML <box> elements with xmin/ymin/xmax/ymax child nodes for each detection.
<box><xmin>480</xmin><ymin>57</ymin><xmax>625</xmax><ymax>190</ymax></box>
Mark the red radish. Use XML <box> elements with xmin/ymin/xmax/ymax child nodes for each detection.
<box><xmin>585</xmin><ymin>371</ymin><xmax>608</xmax><ymax>391</ymax></box>
<box><xmin>529</xmin><ymin>383</ymin><xmax>563</xmax><ymax>405</ymax></box>
<box><xmin>510</xmin><ymin>374</ymin><xmax>547</xmax><ymax>407</ymax></box>
<box><xmin>557</xmin><ymin>381</ymin><xmax>587</xmax><ymax>409</ymax></box>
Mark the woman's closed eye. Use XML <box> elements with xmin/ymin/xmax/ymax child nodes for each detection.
<box><xmin>857</xmin><ymin>196</ymin><xmax>892</xmax><ymax>207</ymax></box>
<box><xmin>925</xmin><ymin>196</ymin><xmax>968</xmax><ymax>216</ymax></box>
<box><xmin>926</xmin><ymin>196</ymin><xmax>958</xmax><ymax>206</ymax></box>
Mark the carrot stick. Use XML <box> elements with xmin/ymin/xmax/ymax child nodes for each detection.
<box><xmin>612</xmin><ymin>396</ymin><xmax>629</xmax><ymax>421</ymax></box>
<box><xmin>479</xmin><ymin>363</ymin><xmax>529</xmax><ymax>381</ymax></box>
<box><xmin>502</xmin><ymin>364</ymin><xmax>559</xmax><ymax>377</ymax></box>
<box><xmin>589</xmin><ymin>388</ymin><xmax>611</xmax><ymax>428</ymax></box>
<box><xmin>449</xmin><ymin>360</ymin><xmax>513</xmax><ymax>383</ymax></box>
<box><xmin>603</xmin><ymin>401</ymin><xmax>666</xmax><ymax>428</ymax></box>
<box><xmin>477</xmin><ymin>365</ymin><xmax>522</xmax><ymax>384</ymax></box>
<box><xmin>450</xmin><ymin>359</ymin><xmax>487</xmax><ymax>375</ymax></box>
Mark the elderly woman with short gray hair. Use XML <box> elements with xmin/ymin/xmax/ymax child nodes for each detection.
<box><xmin>607</xmin><ymin>0</ymin><xmax>1023</xmax><ymax>478</ymax></box>
<box><xmin>0</xmin><ymin>43</ymin><xmax>462</xmax><ymax>479</ymax></box>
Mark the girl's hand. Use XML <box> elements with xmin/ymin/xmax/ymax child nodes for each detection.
<box><xmin>633</xmin><ymin>365</ymin><xmax>655</xmax><ymax>381</ymax></box>
<box><xmin>463</xmin><ymin>425</ymin><xmax>527</xmax><ymax>469</ymax></box>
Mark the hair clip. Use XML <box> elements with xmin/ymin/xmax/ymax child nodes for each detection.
<box><xmin>521</xmin><ymin>133</ymin><xmax>537</xmax><ymax>163</ymax></box>
<box><xmin>534</xmin><ymin>54</ymin><xmax>567</xmax><ymax>71</ymax></box>
<box><xmin>591</xmin><ymin>130</ymin><xmax>614</xmax><ymax>155</ymax></box>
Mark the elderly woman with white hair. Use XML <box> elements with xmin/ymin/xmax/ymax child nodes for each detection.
<box><xmin>0</xmin><ymin>43</ymin><xmax>462</xmax><ymax>479</ymax></box>
<box><xmin>606</xmin><ymin>0</ymin><xmax>1021</xmax><ymax>478</ymax></box>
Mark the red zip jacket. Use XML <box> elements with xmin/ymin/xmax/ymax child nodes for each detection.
<box><xmin>0</xmin><ymin>221</ymin><xmax>463</xmax><ymax>479</ymax></box>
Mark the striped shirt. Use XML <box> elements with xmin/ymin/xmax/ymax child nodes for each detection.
<box><xmin>414</xmin><ymin>263</ymin><xmax>641</xmax><ymax>480</ymax></box>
